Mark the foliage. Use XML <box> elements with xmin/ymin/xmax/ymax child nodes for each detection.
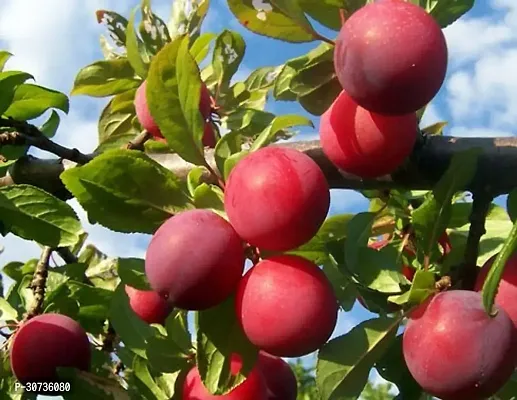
<box><xmin>2</xmin><ymin>0</ymin><xmax>516</xmax><ymax>399</ymax></box>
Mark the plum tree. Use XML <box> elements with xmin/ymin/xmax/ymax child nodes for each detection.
<box><xmin>475</xmin><ymin>252</ymin><xmax>517</xmax><ymax>328</ymax></box>
<box><xmin>403</xmin><ymin>290</ymin><xmax>517</xmax><ymax>399</ymax></box>
<box><xmin>235</xmin><ymin>255</ymin><xmax>339</xmax><ymax>357</ymax></box>
<box><xmin>319</xmin><ymin>90</ymin><xmax>418</xmax><ymax>178</ymax></box>
<box><xmin>145</xmin><ymin>209</ymin><xmax>245</xmax><ymax>310</ymax></box>
<box><xmin>256</xmin><ymin>352</ymin><xmax>298</xmax><ymax>400</ymax></box>
<box><xmin>10</xmin><ymin>313</ymin><xmax>91</xmax><ymax>384</ymax></box>
<box><xmin>182</xmin><ymin>354</ymin><xmax>267</xmax><ymax>400</ymax></box>
<box><xmin>124</xmin><ymin>285</ymin><xmax>172</xmax><ymax>325</ymax></box>
<box><xmin>333</xmin><ymin>0</ymin><xmax>448</xmax><ymax>115</ymax></box>
<box><xmin>224</xmin><ymin>147</ymin><xmax>330</xmax><ymax>251</ymax></box>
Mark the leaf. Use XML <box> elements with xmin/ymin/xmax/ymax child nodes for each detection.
<box><xmin>4</xmin><ymin>83</ymin><xmax>69</xmax><ymax>121</ymax></box>
<box><xmin>190</xmin><ymin>33</ymin><xmax>216</xmax><ymax>64</ymax></box>
<box><xmin>0</xmin><ymin>184</ymin><xmax>82</xmax><ymax>247</ymax></box>
<box><xmin>227</xmin><ymin>0</ymin><xmax>315</xmax><ymax>43</ymax></box>
<box><xmin>196</xmin><ymin>296</ymin><xmax>259</xmax><ymax>395</ymax></box>
<box><xmin>316</xmin><ymin>317</ymin><xmax>401</xmax><ymax>400</ymax></box>
<box><xmin>0</xmin><ymin>71</ymin><xmax>34</xmax><ymax>115</ymax></box>
<box><xmin>298</xmin><ymin>0</ymin><xmax>343</xmax><ymax>31</ymax></box>
<box><xmin>165</xmin><ymin>311</ymin><xmax>192</xmax><ymax>354</ymax></box>
<box><xmin>146</xmin><ymin>36</ymin><xmax>206</xmax><ymax>165</ymax></box>
<box><xmin>421</xmin><ymin>121</ymin><xmax>448</xmax><ymax>136</ymax></box>
<box><xmin>139</xmin><ymin>0</ymin><xmax>171</xmax><ymax>55</ymax></box>
<box><xmin>40</xmin><ymin>110</ymin><xmax>61</xmax><ymax>138</ymax></box>
<box><xmin>68</xmin><ymin>281</ymin><xmax>113</xmax><ymax>321</ymax></box>
<box><xmin>132</xmin><ymin>356</ymin><xmax>168</xmax><ymax>400</ymax></box>
<box><xmin>0</xmin><ymin>51</ymin><xmax>12</xmax><ymax>71</ymax></box>
<box><xmin>426</xmin><ymin>0</ymin><xmax>475</xmax><ymax>28</ymax></box>
<box><xmin>353</xmin><ymin>247</ymin><xmax>404</xmax><ymax>293</ymax></box>
<box><xmin>145</xmin><ymin>335</ymin><xmax>190</xmax><ymax>373</ymax></box>
<box><xmin>96</xmin><ymin>10</ymin><xmax>129</xmax><ymax>47</ymax></box>
<box><xmin>168</xmin><ymin>0</ymin><xmax>210</xmax><ymax>40</ymax></box>
<box><xmin>0</xmin><ymin>297</ymin><xmax>18</xmax><ymax>322</ymax></box>
<box><xmin>126</xmin><ymin>7</ymin><xmax>150</xmax><ymax>79</ymax></box>
<box><xmin>60</xmin><ymin>149</ymin><xmax>193</xmax><ymax>234</ymax></box>
<box><xmin>375</xmin><ymin>335</ymin><xmax>423</xmax><ymax>400</ymax></box>
<box><xmin>412</xmin><ymin>148</ymin><xmax>480</xmax><ymax>263</ymax></box>
<box><xmin>118</xmin><ymin>258</ymin><xmax>150</xmax><ymax>290</ymax></box>
<box><xmin>388</xmin><ymin>270</ymin><xmax>436</xmax><ymax>306</ymax></box>
<box><xmin>109</xmin><ymin>284</ymin><xmax>155</xmax><ymax>358</ymax></box>
<box><xmin>298</xmin><ymin>78</ymin><xmax>343</xmax><ymax>115</ymax></box>
<box><xmin>244</xmin><ymin>66</ymin><xmax>283</xmax><ymax>91</ymax></box>
<box><xmin>59</xmin><ymin>368</ymin><xmax>131</xmax><ymax>399</ymax></box>
<box><xmin>212</xmin><ymin>30</ymin><xmax>246</xmax><ymax>93</ymax></box>
<box><xmin>345</xmin><ymin>212</ymin><xmax>376</xmax><ymax>270</ymax></box>
<box><xmin>193</xmin><ymin>183</ymin><xmax>225</xmax><ymax>213</ymax></box>
<box><xmin>71</xmin><ymin>59</ymin><xmax>140</xmax><ymax>97</ymax></box>
<box><xmin>482</xmin><ymin>217</ymin><xmax>517</xmax><ymax>315</ymax></box>
<box><xmin>250</xmin><ymin>114</ymin><xmax>313</xmax><ymax>151</ymax></box>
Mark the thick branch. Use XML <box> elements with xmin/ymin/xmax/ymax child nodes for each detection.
<box><xmin>3</xmin><ymin>134</ymin><xmax>517</xmax><ymax>197</ymax></box>
<box><xmin>24</xmin><ymin>247</ymin><xmax>52</xmax><ymax>321</ymax></box>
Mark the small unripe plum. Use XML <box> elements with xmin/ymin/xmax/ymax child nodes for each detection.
<box><xmin>10</xmin><ymin>313</ymin><xmax>91</xmax><ymax>384</ymax></box>
<box><xmin>403</xmin><ymin>290</ymin><xmax>517</xmax><ymax>399</ymax></box>
<box><xmin>475</xmin><ymin>252</ymin><xmax>517</xmax><ymax>328</ymax></box>
<box><xmin>134</xmin><ymin>80</ymin><xmax>214</xmax><ymax>139</ymax></box>
<box><xmin>319</xmin><ymin>90</ymin><xmax>417</xmax><ymax>178</ymax></box>
<box><xmin>202</xmin><ymin>121</ymin><xmax>217</xmax><ymax>148</ymax></box>
<box><xmin>235</xmin><ymin>255</ymin><xmax>338</xmax><ymax>357</ymax></box>
<box><xmin>124</xmin><ymin>285</ymin><xmax>172</xmax><ymax>324</ymax></box>
<box><xmin>224</xmin><ymin>147</ymin><xmax>330</xmax><ymax>252</ymax></box>
<box><xmin>145</xmin><ymin>209</ymin><xmax>245</xmax><ymax>310</ymax></box>
<box><xmin>333</xmin><ymin>0</ymin><xmax>448</xmax><ymax>115</ymax></box>
<box><xmin>256</xmin><ymin>352</ymin><xmax>297</xmax><ymax>400</ymax></box>
<box><xmin>183</xmin><ymin>354</ymin><xmax>267</xmax><ymax>400</ymax></box>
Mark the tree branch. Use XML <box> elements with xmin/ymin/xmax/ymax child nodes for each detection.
<box><xmin>0</xmin><ymin>118</ymin><xmax>92</xmax><ymax>165</ymax></box>
<box><xmin>24</xmin><ymin>246</ymin><xmax>53</xmax><ymax>321</ymax></box>
<box><xmin>3</xmin><ymin>133</ymin><xmax>517</xmax><ymax>198</ymax></box>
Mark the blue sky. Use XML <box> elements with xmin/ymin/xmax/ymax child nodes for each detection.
<box><xmin>0</xmin><ymin>0</ymin><xmax>515</xmax><ymax>397</ymax></box>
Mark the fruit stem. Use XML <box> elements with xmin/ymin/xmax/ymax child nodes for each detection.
<box><xmin>125</xmin><ymin>130</ymin><xmax>152</xmax><ymax>151</ymax></box>
<box><xmin>339</xmin><ymin>9</ymin><xmax>347</xmax><ymax>26</ymax></box>
<box><xmin>203</xmin><ymin>160</ymin><xmax>226</xmax><ymax>190</ymax></box>
<box><xmin>313</xmin><ymin>33</ymin><xmax>335</xmax><ymax>46</ymax></box>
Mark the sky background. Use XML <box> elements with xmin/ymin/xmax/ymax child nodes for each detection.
<box><xmin>0</xmin><ymin>0</ymin><xmax>515</xmax><ymax>398</ymax></box>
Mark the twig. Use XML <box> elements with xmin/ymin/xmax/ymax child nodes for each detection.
<box><xmin>339</xmin><ymin>9</ymin><xmax>347</xmax><ymax>26</ymax></box>
<box><xmin>101</xmin><ymin>323</ymin><xmax>117</xmax><ymax>353</ymax></box>
<box><xmin>460</xmin><ymin>191</ymin><xmax>494</xmax><ymax>290</ymax></box>
<box><xmin>0</xmin><ymin>117</ymin><xmax>92</xmax><ymax>165</ymax></box>
<box><xmin>125</xmin><ymin>131</ymin><xmax>151</xmax><ymax>151</ymax></box>
<box><xmin>24</xmin><ymin>247</ymin><xmax>53</xmax><ymax>321</ymax></box>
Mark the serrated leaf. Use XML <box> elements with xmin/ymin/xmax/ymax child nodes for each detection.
<box><xmin>250</xmin><ymin>114</ymin><xmax>313</xmax><ymax>151</ymax></box>
<box><xmin>0</xmin><ymin>51</ymin><xmax>12</xmax><ymax>71</ymax></box>
<box><xmin>109</xmin><ymin>284</ymin><xmax>155</xmax><ymax>358</ymax></box>
<box><xmin>316</xmin><ymin>317</ymin><xmax>401</xmax><ymax>400</ymax></box>
<box><xmin>126</xmin><ymin>7</ymin><xmax>150</xmax><ymax>79</ymax></box>
<box><xmin>196</xmin><ymin>296</ymin><xmax>259</xmax><ymax>395</ymax></box>
<box><xmin>71</xmin><ymin>59</ymin><xmax>140</xmax><ymax>97</ymax></box>
<box><xmin>212</xmin><ymin>30</ymin><xmax>246</xmax><ymax>94</ymax></box>
<box><xmin>96</xmin><ymin>10</ymin><xmax>129</xmax><ymax>47</ymax></box>
<box><xmin>0</xmin><ymin>184</ymin><xmax>82</xmax><ymax>247</ymax></box>
<box><xmin>426</xmin><ymin>0</ymin><xmax>475</xmax><ymax>28</ymax></box>
<box><xmin>4</xmin><ymin>83</ymin><xmax>69</xmax><ymax>121</ymax></box>
<box><xmin>60</xmin><ymin>149</ymin><xmax>193</xmax><ymax>234</ymax></box>
<box><xmin>145</xmin><ymin>335</ymin><xmax>190</xmax><ymax>373</ymax></box>
<box><xmin>147</xmin><ymin>36</ymin><xmax>206</xmax><ymax>165</ymax></box>
<box><xmin>0</xmin><ymin>71</ymin><xmax>34</xmax><ymax>114</ymax></box>
<box><xmin>118</xmin><ymin>258</ymin><xmax>150</xmax><ymax>290</ymax></box>
<box><xmin>412</xmin><ymin>148</ymin><xmax>480</xmax><ymax>264</ymax></box>
<box><xmin>40</xmin><ymin>110</ymin><xmax>60</xmax><ymax>138</ymax></box>
<box><xmin>227</xmin><ymin>0</ymin><xmax>315</xmax><ymax>42</ymax></box>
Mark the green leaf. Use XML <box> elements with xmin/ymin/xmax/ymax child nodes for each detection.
<box><xmin>59</xmin><ymin>369</ymin><xmax>131</xmax><ymax>399</ymax></box>
<box><xmin>212</xmin><ymin>30</ymin><xmax>246</xmax><ymax>94</ymax></box>
<box><xmin>412</xmin><ymin>148</ymin><xmax>480</xmax><ymax>264</ymax></box>
<box><xmin>323</xmin><ymin>258</ymin><xmax>357</xmax><ymax>312</ymax></box>
<box><xmin>507</xmin><ymin>188</ymin><xmax>517</xmax><ymax>223</ymax></box>
<box><xmin>40</xmin><ymin>110</ymin><xmax>61</xmax><ymax>138</ymax></box>
<box><xmin>298</xmin><ymin>0</ymin><xmax>344</xmax><ymax>31</ymax></box>
<box><xmin>214</xmin><ymin>131</ymin><xmax>243</xmax><ymax>175</ymax></box>
<box><xmin>0</xmin><ymin>71</ymin><xmax>34</xmax><ymax>114</ymax></box>
<box><xmin>193</xmin><ymin>183</ymin><xmax>225</xmax><ymax>213</ymax></box>
<box><xmin>316</xmin><ymin>317</ymin><xmax>401</xmax><ymax>400</ymax></box>
<box><xmin>68</xmin><ymin>281</ymin><xmax>113</xmax><ymax>320</ymax></box>
<box><xmin>244</xmin><ymin>66</ymin><xmax>282</xmax><ymax>91</ymax></box>
<box><xmin>375</xmin><ymin>335</ymin><xmax>423</xmax><ymax>400</ymax></box>
<box><xmin>118</xmin><ymin>258</ymin><xmax>150</xmax><ymax>290</ymax></box>
<box><xmin>0</xmin><ymin>51</ymin><xmax>12</xmax><ymax>71</ymax></box>
<box><xmin>388</xmin><ymin>270</ymin><xmax>435</xmax><ymax>306</ymax></box>
<box><xmin>353</xmin><ymin>247</ymin><xmax>404</xmax><ymax>294</ymax></box>
<box><xmin>190</xmin><ymin>33</ymin><xmax>216</xmax><ymax>64</ymax></box>
<box><xmin>250</xmin><ymin>114</ymin><xmax>313</xmax><ymax>151</ymax></box>
<box><xmin>0</xmin><ymin>297</ymin><xmax>18</xmax><ymax>322</ymax></box>
<box><xmin>482</xmin><ymin>217</ymin><xmax>517</xmax><ymax>315</ymax></box>
<box><xmin>426</xmin><ymin>0</ymin><xmax>475</xmax><ymax>28</ymax></box>
<box><xmin>96</xmin><ymin>10</ymin><xmax>129</xmax><ymax>47</ymax></box>
<box><xmin>60</xmin><ymin>149</ymin><xmax>193</xmax><ymax>234</ymax></box>
<box><xmin>345</xmin><ymin>212</ymin><xmax>376</xmax><ymax>270</ymax></box>
<box><xmin>223</xmin><ymin>151</ymin><xmax>248</xmax><ymax>180</ymax></box>
<box><xmin>0</xmin><ymin>184</ymin><xmax>82</xmax><ymax>247</ymax></box>
<box><xmin>146</xmin><ymin>36</ymin><xmax>206</xmax><ymax>165</ymax></box>
<box><xmin>127</xmin><ymin>7</ymin><xmax>150</xmax><ymax>79</ymax></box>
<box><xmin>132</xmin><ymin>356</ymin><xmax>168</xmax><ymax>400</ymax></box>
<box><xmin>71</xmin><ymin>59</ymin><xmax>140</xmax><ymax>97</ymax></box>
<box><xmin>165</xmin><ymin>311</ymin><xmax>192</xmax><ymax>354</ymax></box>
<box><xmin>4</xmin><ymin>84</ymin><xmax>69</xmax><ymax>121</ymax></box>
<box><xmin>298</xmin><ymin>78</ymin><xmax>343</xmax><ymax>115</ymax></box>
<box><xmin>139</xmin><ymin>0</ymin><xmax>171</xmax><ymax>55</ymax></box>
<box><xmin>227</xmin><ymin>0</ymin><xmax>316</xmax><ymax>42</ymax></box>
<box><xmin>421</xmin><ymin>121</ymin><xmax>448</xmax><ymax>136</ymax></box>
<box><xmin>168</xmin><ymin>0</ymin><xmax>210</xmax><ymax>41</ymax></box>
<box><xmin>196</xmin><ymin>296</ymin><xmax>259</xmax><ymax>395</ymax></box>
<box><xmin>145</xmin><ymin>335</ymin><xmax>190</xmax><ymax>373</ymax></box>
<box><xmin>109</xmin><ymin>284</ymin><xmax>155</xmax><ymax>358</ymax></box>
